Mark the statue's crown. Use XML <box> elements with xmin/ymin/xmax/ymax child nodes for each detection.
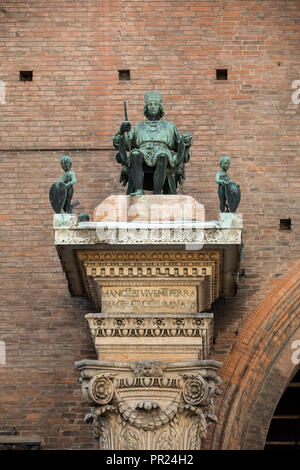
<box><xmin>144</xmin><ymin>91</ymin><xmax>162</xmax><ymax>104</ymax></box>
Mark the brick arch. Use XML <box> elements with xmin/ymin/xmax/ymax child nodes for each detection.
<box><xmin>211</xmin><ymin>262</ymin><xmax>300</xmax><ymax>450</ymax></box>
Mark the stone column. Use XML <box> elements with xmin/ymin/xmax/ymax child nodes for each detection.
<box><xmin>53</xmin><ymin>196</ymin><xmax>243</xmax><ymax>449</ymax></box>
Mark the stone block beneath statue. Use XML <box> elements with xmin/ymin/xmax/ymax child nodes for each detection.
<box><xmin>53</xmin><ymin>213</ymin><xmax>77</xmax><ymax>229</ymax></box>
<box><xmin>94</xmin><ymin>194</ymin><xmax>205</xmax><ymax>223</ymax></box>
<box><xmin>219</xmin><ymin>212</ymin><xmax>243</xmax><ymax>229</ymax></box>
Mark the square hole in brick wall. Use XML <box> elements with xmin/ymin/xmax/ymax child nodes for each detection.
<box><xmin>216</xmin><ymin>69</ymin><xmax>228</xmax><ymax>80</ymax></box>
<box><xmin>119</xmin><ymin>70</ymin><xmax>130</xmax><ymax>81</ymax></box>
<box><xmin>20</xmin><ymin>71</ymin><xmax>33</xmax><ymax>81</ymax></box>
<box><xmin>280</xmin><ymin>218</ymin><xmax>291</xmax><ymax>230</ymax></box>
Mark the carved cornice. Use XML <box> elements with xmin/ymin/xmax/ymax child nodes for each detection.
<box><xmin>77</xmin><ymin>250</ymin><xmax>220</xmax><ymax>311</ymax></box>
<box><xmin>55</xmin><ymin>226</ymin><xmax>241</xmax><ymax>246</ymax></box>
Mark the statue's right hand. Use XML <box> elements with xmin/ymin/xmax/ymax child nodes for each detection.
<box><xmin>120</xmin><ymin>121</ymin><xmax>131</xmax><ymax>134</ymax></box>
<box><xmin>113</xmin><ymin>135</ymin><xmax>122</xmax><ymax>147</ymax></box>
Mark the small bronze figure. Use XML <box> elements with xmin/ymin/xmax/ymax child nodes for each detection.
<box><xmin>216</xmin><ymin>156</ymin><xmax>241</xmax><ymax>212</ymax></box>
<box><xmin>78</xmin><ymin>212</ymin><xmax>90</xmax><ymax>222</ymax></box>
<box><xmin>113</xmin><ymin>92</ymin><xmax>192</xmax><ymax>196</ymax></box>
<box><xmin>49</xmin><ymin>155</ymin><xmax>77</xmax><ymax>213</ymax></box>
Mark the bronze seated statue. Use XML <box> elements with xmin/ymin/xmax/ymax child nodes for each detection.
<box><xmin>113</xmin><ymin>91</ymin><xmax>192</xmax><ymax>196</ymax></box>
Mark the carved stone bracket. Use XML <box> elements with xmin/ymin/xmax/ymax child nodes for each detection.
<box><xmin>54</xmin><ymin>217</ymin><xmax>243</xmax><ymax>303</ymax></box>
<box><xmin>77</xmin><ymin>250</ymin><xmax>220</xmax><ymax>313</ymax></box>
<box><xmin>76</xmin><ymin>359</ymin><xmax>221</xmax><ymax>450</ymax></box>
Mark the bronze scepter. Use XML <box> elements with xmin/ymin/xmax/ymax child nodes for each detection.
<box><xmin>123</xmin><ymin>100</ymin><xmax>131</xmax><ymax>153</ymax></box>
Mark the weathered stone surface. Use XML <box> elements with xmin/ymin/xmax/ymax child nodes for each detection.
<box><xmin>53</xmin><ymin>213</ymin><xmax>77</xmax><ymax>229</ymax></box>
<box><xmin>219</xmin><ymin>212</ymin><xmax>243</xmax><ymax>229</ymax></box>
<box><xmin>55</xmin><ymin>196</ymin><xmax>242</xmax><ymax>249</ymax></box>
<box><xmin>77</xmin><ymin>250</ymin><xmax>219</xmax><ymax>312</ymax></box>
<box><xmin>74</xmin><ymin>240</ymin><xmax>224</xmax><ymax>449</ymax></box>
<box><xmin>55</xmin><ymin>224</ymin><xmax>242</xmax><ymax>246</ymax></box>
<box><xmin>59</xmin><ymin>199</ymin><xmax>241</xmax><ymax>450</ymax></box>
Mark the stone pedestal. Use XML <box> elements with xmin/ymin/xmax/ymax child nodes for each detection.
<box><xmin>94</xmin><ymin>194</ymin><xmax>205</xmax><ymax>223</ymax></box>
<box><xmin>54</xmin><ymin>196</ymin><xmax>243</xmax><ymax>450</ymax></box>
<box><xmin>219</xmin><ymin>212</ymin><xmax>243</xmax><ymax>229</ymax></box>
<box><xmin>53</xmin><ymin>213</ymin><xmax>77</xmax><ymax>229</ymax></box>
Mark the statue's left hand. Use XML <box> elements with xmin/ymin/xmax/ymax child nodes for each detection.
<box><xmin>182</xmin><ymin>133</ymin><xmax>192</xmax><ymax>147</ymax></box>
<box><xmin>119</xmin><ymin>166</ymin><xmax>129</xmax><ymax>186</ymax></box>
<box><xmin>177</xmin><ymin>174</ymin><xmax>184</xmax><ymax>185</ymax></box>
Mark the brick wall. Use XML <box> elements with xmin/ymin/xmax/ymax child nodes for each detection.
<box><xmin>0</xmin><ymin>1</ymin><xmax>300</xmax><ymax>449</ymax></box>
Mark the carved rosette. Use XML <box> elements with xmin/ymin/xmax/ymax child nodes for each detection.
<box><xmin>88</xmin><ymin>375</ymin><xmax>115</xmax><ymax>405</ymax></box>
<box><xmin>77</xmin><ymin>359</ymin><xmax>221</xmax><ymax>450</ymax></box>
<box><xmin>183</xmin><ymin>374</ymin><xmax>209</xmax><ymax>406</ymax></box>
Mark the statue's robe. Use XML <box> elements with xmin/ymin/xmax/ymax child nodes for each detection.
<box><xmin>124</xmin><ymin>120</ymin><xmax>180</xmax><ymax>168</ymax></box>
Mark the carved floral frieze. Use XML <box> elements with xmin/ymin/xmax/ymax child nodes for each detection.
<box><xmin>86</xmin><ymin>314</ymin><xmax>210</xmax><ymax>338</ymax></box>
<box><xmin>55</xmin><ymin>226</ymin><xmax>241</xmax><ymax>245</ymax></box>
<box><xmin>85</xmin><ymin>313</ymin><xmax>213</xmax><ymax>362</ymax></box>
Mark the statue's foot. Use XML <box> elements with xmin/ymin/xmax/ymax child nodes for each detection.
<box><xmin>129</xmin><ymin>189</ymin><xmax>144</xmax><ymax>196</ymax></box>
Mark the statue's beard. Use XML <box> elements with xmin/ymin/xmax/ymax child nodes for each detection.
<box><xmin>148</xmin><ymin>113</ymin><xmax>160</xmax><ymax>121</ymax></box>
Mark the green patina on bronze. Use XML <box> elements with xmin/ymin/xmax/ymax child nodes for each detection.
<box><xmin>49</xmin><ymin>155</ymin><xmax>77</xmax><ymax>213</ymax></box>
<box><xmin>216</xmin><ymin>156</ymin><xmax>241</xmax><ymax>213</ymax></box>
<box><xmin>113</xmin><ymin>91</ymin><xmax>192</xmax><ymax>196</ymax></box>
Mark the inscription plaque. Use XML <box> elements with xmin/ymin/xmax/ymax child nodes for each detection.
<box><xmin>101</xmin><ymin>286</ymin><xmax>197</xmax><ymax>314</ymax></box>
